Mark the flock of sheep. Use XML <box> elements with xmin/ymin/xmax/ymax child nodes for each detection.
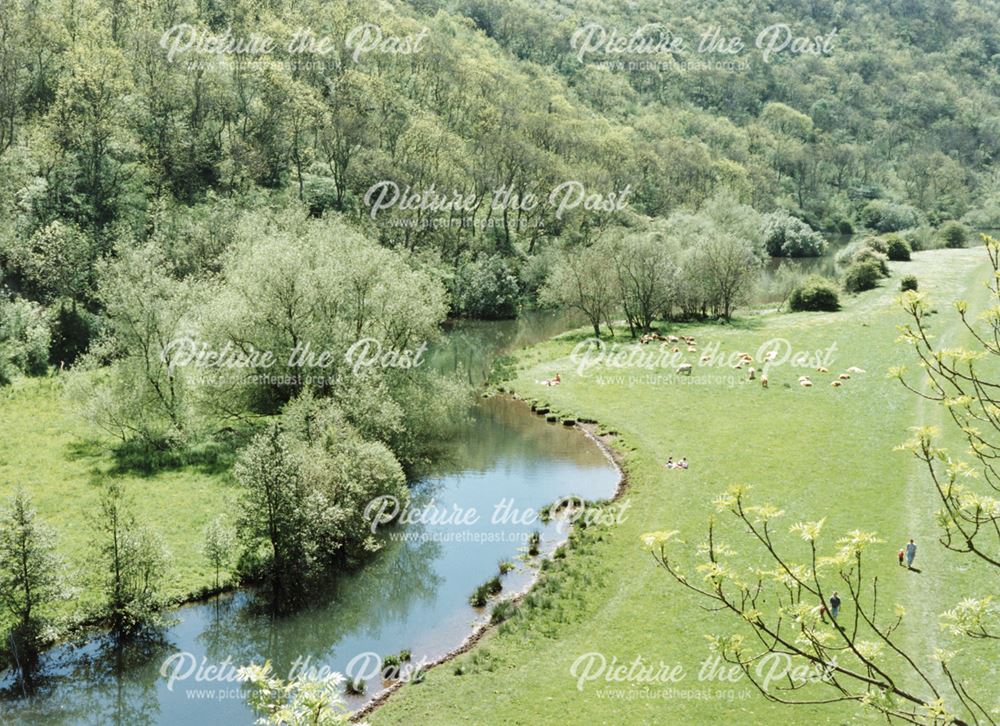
<box><xmin>639</xmin><ymin>332</ymin><xmax>867</xmax><ymax>390</ymax></box>
<box><xmin>728</xmin><ymin>351</ymin><xmax>867</xmax><ymax>390</ymax></box>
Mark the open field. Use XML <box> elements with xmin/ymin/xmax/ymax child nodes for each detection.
<box><xmin>370</xmin><ymin>247</ymin><xmax>1000</xmax><ymax>725</ymax></box>
<box><xmin>0</xmin><ymin>378</ymin><xmax>234</xmax><ymax>626</ymax></box>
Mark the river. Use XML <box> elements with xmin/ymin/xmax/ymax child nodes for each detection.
<box><xmin>0</xmin><ymin>311</ymin><xmax>620</xmax><ymax>725</ymax></box>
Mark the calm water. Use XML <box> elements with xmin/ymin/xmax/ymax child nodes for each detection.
<box><xmin>0</xmin><ymin>315</ymin><xmax>618</xmax><ymax>725</ymax></box>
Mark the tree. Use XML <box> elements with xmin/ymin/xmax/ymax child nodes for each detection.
<box><xmin>92</xmin><ymin>482</ymin><xmax>169</xmax><ymax>638</ymax></box>
<box><xmin>234</xmin><ymin>423</ymin><xmax>311</xmax><ymax>611</ymax></box>
<box><xmin>202</xmin><ymin>516</ymin><xmax>234</xmax><ymax>592</ymax></box>
<box><xmin>70</xmin><ymin>241</ymin><xmax>200</xmax><ymax>445</ymax></box>
<box><xmin>697</xmin><ymin>232</ymin><xmax>761</xmax><ymax>322</ymax></box>
<box><xmin>604</xmin><ymin>225</ymin><xmax>678</xmax><ymax>336</ymax></box>
<box><xmin>0</xmin><ymin>490</ymin><xmax>66</xmax><ymax>668</ymax></box>
<box><xmin>762</xmin><ymin>212</ymin><xmax>827</xmax><ymax>258</ymax></box>
<box><xmin>240</xmin><ymin>662</ymin><xmax>350</xmax><ymax>725</ymax></box>
<box><xmin>540</xmin><ymin>245</ymin><xmax>619</xmax><ymax>338</ymax></box>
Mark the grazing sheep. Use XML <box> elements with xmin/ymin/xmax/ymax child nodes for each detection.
<box><xmin>839</xmin><ymin>373</ymin><xmax>851</xmax><ymax>380</ymax></box>
<box><xmin>700</xmin><ymin>354</ymin><xmax>711</xmax><ymax>363</ymax></box>
<box><xmin>677</xmin><ymin>363</ymin><xmax>693</xmax><ymax>375</ymax></box>
<box><xmin>668</xmin><ymin>335</ymin><xmax>680</xmax><ymax>343</ymax></box>
<box><xmin>817</xmin><ymin>366</ymin><xmax>829</xmax><ymax>373</ymax></box>
<box><xmin>761</xmin><ymin>373</ymin><xmax>768</xmax><ymax>388</ymax></box>
<box><xmin>800</xmin><ymin>379</ymin><xmax>813</xmax><ymax>387</ymax></box>
<box><xmin>847</xmin><ymin>366</ymin><xmax>866</xmax><ymax>374</ymax></box>
<box><xmin>688</xmin><ymin>346</ymin><xmax>697</xmax><ymax>352</ymax></box>
<box><xmin>764</xmin><ymin>351</ymin><xmax>777</xmax><ymax>361</ymax></box>
<box><xmin>831</xmin><ymin>380</ymin><xmax>843</xmax><ymax>387</ymax></box>
<box><xmin>672</xmin><ymin>346</ymin><xmax>680</xmax><ymax>353</ymax></box>
<box><xmin>734</xmin><ymin>362</ymin><xmax>743</xmax><ymax>369</ymax></box>
<box><xmin>748</xmin><ymin>367</ymin><xmax>756</xmax><ymax>381</ymax></box>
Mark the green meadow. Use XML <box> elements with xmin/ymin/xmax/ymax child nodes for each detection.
<box><xmin>0</xmin><ymin>378</ymin><xmax>234</xmax><ymax>626</ymax></box>
<box><xmin>371</xmin><ymin>247</ymin><xmax>999</xmax><ymax>725</ymax></box>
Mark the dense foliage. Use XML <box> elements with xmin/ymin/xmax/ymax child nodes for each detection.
<box><xmin>1</xmin><ymin>0</ymin><xmax>999</xmax><ymax>630</ymax></box>
<box><xmin>788</xmin><ymin>276</ymin><xmax>840</xmax><ymax>312</ymax></box>
<box><xmin>843</xmin><ymin>259</ymin><xmax>883</xmax><ymax>293</ymax></box>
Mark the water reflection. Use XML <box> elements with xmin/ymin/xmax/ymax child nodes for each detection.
<box><xmin>0</xmin><ymin>396</ymin><xmax>618</xmax><ymax>725</ymax></box>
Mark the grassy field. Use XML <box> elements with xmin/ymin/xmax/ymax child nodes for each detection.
<box><xmin>0</xmin><ymin>377</ymin><xmax>234</xmax><ymax>627</ymax></box>
<box><xmin>371</xmin><ymin>247</ymin><xmax>999</xmax><ymax>725</ymax></box>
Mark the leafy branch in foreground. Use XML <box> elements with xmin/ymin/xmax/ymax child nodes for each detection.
<box><xmin>892</xmin><ymin>234</ymin><xmax>1000</xmax><ymax>568</ymax></box>
<box><xmin>642</xmin><ymin>485</ymin><xmax>997</xmax><ymax>726</ymax></box>
<box><xmin>240</xmin><ymin>662</ymin><xmax>356</xmax><ymax>726</ymax></box>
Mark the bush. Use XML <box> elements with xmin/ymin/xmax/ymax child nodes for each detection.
<box><xmin>938</xmin><ymin>220</ymin><xmax>971</xmax><ymax>249</ymax></box>
<box><xmin>469</xmin><ymin>576</ymin><xmax>502</xmax><ymax>607</ymax></box>
<box><xmin>788</xmin><ymin>276</ymin><xmax>841</xmax><ymax>312</ymax></box>
<box><xmin>884</xmin><ymin>235</ymin><xmax>911</xmax><ymax>261</ymax></box>
<box><xmin>345</xmin><ymin>677</ymin><xmax>366</xmax><ymax>695</ymax></box>
<box><xmin>860</xmin><ymin>200</ymin><xmax>920</xmax><ymax>232</ymax></box>
<box><xmin>844</xmin><ymin>261</ymin><xmax>883</xmax><ymax>293</ymax></box>
<box><xmin>903</xmin><ymin>226</ymin><xmax>936</xmax><ymax>252</ymax></box>
<box><xmin>0</xmin><ymin>297</ymin><xmax>51</xmax><ymax>383</ymax></box>
<box><xmin>864</xmin><ymin>236</ymin><xmax>888</xmax><ymax>254</ymax></box>
<box><xmin>851</xmin><ymin>248</ymin><xmax>889</xmax><ymax>276</ymax></box>
<box><xmin>761</xmin><ymin>212</ymin><xmax>827</xmax><ymax>257</ymax></box>
<box><xmin>900</xmin><ymin>275</ymin><xmax>918</xmax><ymax>292</ymax></box>
<box><xmin>491</xmin><ymin>600</ymin><xmax>517</xmax><ymax>625</ymax></box>
<box><xmin>451</xmin><ymin>254</ymin><xmax>520</xmax><ymax>319</ymax></box>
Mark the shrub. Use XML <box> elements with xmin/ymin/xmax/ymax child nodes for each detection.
<box><xmin>0</xmin><ymin>297</ymin><xmax>51</xmax><ymax>383</ymax></box>
<box><xmin>860</xmin><ymin>200</ymin><xmax>920</xmax><ymax>232</ymax></box>
<box><xmin>900</xmin><ymin>275</ymin><xmax>918</xmax><ymax>292</ymax></box>
<box><xmin>851</xmin><ymin>248</ymin><xmax>889</xmax><ymax>276</ymax></box>
<box><xmin>345</xmin><ymin>677</ymin><xmax>366</xmax><ymax>695</ymax></box>
<box><xmin>469</xmin><ymin>576</ymin><xmax>502</xmax><ymax>607</ymax></box>
<box><xmin>498</xmin><ymin>560</ymin><xmax>514</xmax><ymax>574</ymax></box>
<box><xmin>884</xmin><ymin>235</ymin><xmax>911</xmax><ymax>261</ymax></box>
<box><xmin>903</xmin><ymin>226</ymin><xmax>936</xmax><ymax>252</ymax></box>
<box><xmin>761</xmin><ymin>212</ymin><xmax>827</xmax><ymax>257</ymax></box>
<box><xmin>451</xmin><ymin>254</ymin><xmax>520</xmax><ymax>319</ymax></box>
<box><xmin>788</xmin><ymin>276</ymin><xmax>841</xmax><ymax>312</ymax></box>
<box><xmin>527</xmin><ymin>531</ymin><xmax>541</xmax><ymax>556</ymax></box>
<box><xmin>491</xmin><ymin>600</ymin><xmax>517</xmax><ymax>625</ymax></box>
<box><xmin>938</xmin><ymin>220</ymin><xmax>971</xmax><ymax>249</ymax></box>
<box><xmin>844</xmin><ymin>260</ymin><xmax>882</xmax><ymax>293</ymax></box>
<box><xmin>864</xmin><ymin>236</ymin><xmax>888</xmax><ymax>254</ymax></box>
<box><xmin>485</xmin><ymin>575</ymin><xmax>502</xmax><ymax>595</ymax></box>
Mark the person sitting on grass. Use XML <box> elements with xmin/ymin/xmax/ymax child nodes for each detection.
<box><xmin>678</xmin><ymin>457</ymin><xmax>688</xmax><ymax>469</ymax></box>
<box><xmin>665</xmin><ymin>457</ymin><xmax>675</xmax><ymax>469</ymax></box>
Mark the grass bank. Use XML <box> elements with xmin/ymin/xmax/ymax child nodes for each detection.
<box><xmin>370</xmin><ymin>247</ymin><xmax>998</xmax><ymax>725</ymax></box>
<box><xmin>0</xmin><ymin>377</ymin><xmax>234</xmax><ymax>633</ymax></box>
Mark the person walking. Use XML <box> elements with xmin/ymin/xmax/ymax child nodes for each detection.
<box><xmin>898</xmin><ymin>548</ymin><xmax>905</xmax><ymax>566</ymax></box>
<box><xmin>905</xmin><ymin>539</ymin><xmax>917</xmax><ymax>569</ymax></box>
<box><xmin>829</xmin><ymin>592</ymin><xmax>841</xmax><ymax>621</ymax></box>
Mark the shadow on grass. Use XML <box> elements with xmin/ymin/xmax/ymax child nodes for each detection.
<box><xmin>67</xmin><ymin>431</ymin><xmax>249</xmax><ymax>478</ymax></box>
